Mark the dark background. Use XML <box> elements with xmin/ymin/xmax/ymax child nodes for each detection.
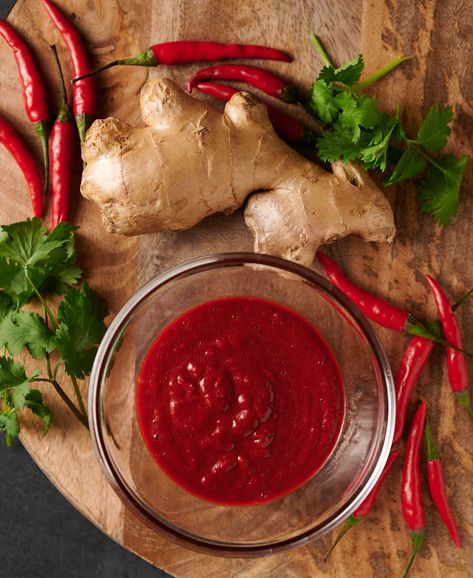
<box><xmin>0</xmin><ymin>1</ymin><xmax>171</xmax><ymax>576</ymax></box>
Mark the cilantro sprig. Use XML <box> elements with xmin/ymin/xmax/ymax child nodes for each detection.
<box><xmin>308</xmin><ymin>34</ymin><xmax>470</xmax><ymax>227</ymax></box>
<box><xmin>0</xmin><ymin>219</ymin><xmax>108</xmax><ymax>446</ymax></box>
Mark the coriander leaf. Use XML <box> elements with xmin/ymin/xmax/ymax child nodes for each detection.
<box><xmin>54</xmin><ymin>283</ymin><xmax>108</xmax><ymax>379</ymax></box>
<box><xmin>318</xmin><ymin>54</ymin><xmax>364</xmax><ymax>86</ymax></box>
<box><xmin>416</xmin><ymin>104</ymin><xmax>453</xmax><ymax>153</ymax></box>
<box><xmin>0</xmin><ymin>294</ymin><xmax>13</xmax><ymax>321</ymax></box>
<box><xmin>385</xmin><ymin>146</ymin><xmax>427</xmax><ymax>185</ymax></box>
<box><xmin>360</xmin><ymin>116</ymin><xmax>400</xmax><ymax>171</ymax></box>
<box><xmin>0</xmin><ymin>356</ymin><xmax>36</xmax><ymax>394</ymax></box>
<box><xmin>0</xmin><ymin>412</ymin><xmax>19</xmax><ymax>439</ymax></box>
<box><xmin>418</xmin><ymin>154</ymin><xmax>469</xmax><ymax>226</ymax></box>
<box><xmin>0</xmin><ymin>220</ymin><xmax>82</xmax><ymax>306</ymax></box>
<box><xmin>0</xmin><ymin>311</ymin><xmax>54</xmax><ymax>359</ymax></box>
<box><xmin>337</xmin><ymin>95</ymin><xmax>384</xmax><ymax>143</ymax></box>
<box><xmin>24</xmin><ymin>389</ymin><xmax>52</xmax><ymax>432</ymax></box>
<box><xmin>317</xmin><ymin>126</ymin><xmax>371</xmax><ymax>162</ymax></box>
<box><xmin>10</xmin><ymin>381</ymin><xmax>31</xmax><ymax>409</ymax></box>
<box><xmin>309</xmin><ymin>80</ymin><xmax>339</xmax><ymax>124</ymax></box>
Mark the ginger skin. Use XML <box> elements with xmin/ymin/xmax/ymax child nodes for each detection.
<box><xmin>81</xmin><ymin>78</ymin><xmax>395</xmax><ymax>265</ymax></box>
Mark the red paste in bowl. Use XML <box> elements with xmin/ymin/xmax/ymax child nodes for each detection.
<box><xmin>136</xmin><ymin>296</ymin><xmax>344</xmax><ymax>506</ymax></box>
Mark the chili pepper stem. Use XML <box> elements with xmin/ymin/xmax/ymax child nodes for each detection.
<box><xmin>75</xmin><ymin>113</ymin><xmax>90</xmax><ymax>146</ymax></box>
<box><xmin>324</xmin><ymin>515</ymin><xmax>361</xmax><ymax>560</ymax></box>
<box><xmin>34</xmin><ymin>120</ymin><xmax>49</xmax><ymax>195</ymax></box>
<box><xmin>402</xmin><ymin>531</ymin><xmax>424</xmax><ymax>578</ymax></box>
<box><xmin>73</xmin><ymin>48</ymin><xmax>157</xmax><ymax>83</ymax></box>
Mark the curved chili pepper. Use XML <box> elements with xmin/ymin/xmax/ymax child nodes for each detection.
<box><xmin>49</xmin><ymin>45</ymin><xmax>76</xmax><ymax>227</ymax></box>
<box><xmin>401</xmin><ymin>400</ymin><xmax>426</xmax><ymax>578</ymax></box>
<box><xmin>394</xmin><ymin>336</ymin><xmax>434</xmax><ymax>443</ymax></box>
<box><xmin>425</xmin><ymin>275</ymin><xmax>472</xmax><ymax>419</ymax></box>
<box><xmin>189</xmin><ymin>64</ymin><xmax>297</xmax><ymax>102</ymax></box>
<box><xmin>324</xmin><ymin>449</ymin><xmax>400</xmax><ymax>560</ymax></box>
<box><xmin>42</xmin><ymin>0</ymin><xmax>95</xmax><ymax>145</ymax></box>
<box><xmin>425</xmin><ymin>417</ymin><xmax>461</xmax><ymax>547</ymax></box>
<box><xmin>0</xmin><ymin>115</ymin><xmax>43</xmax><ymax>216</ymax></box>
<box><xmin>317</xmin><ymin>252</ymin><xmax>410</xmax><ymax>331</ymax></box>
<box><xmin>0</xmin><ymin>20</ymin><xmax>49</xmax><ymax>192</ymax></box>
<box><xmin>194</xmin><ymin>81</ymin><xmax>316</xmax><ymax>144</ymax></box>
<box><xmin>73</xmin><ymin>40</ymin><xmax>291</xmax><ymax>82</ymax></box>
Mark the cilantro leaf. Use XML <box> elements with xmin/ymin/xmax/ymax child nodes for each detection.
<box><xmin>385</xmin><ymin>146</ymin><xmax>427</xmax><ymax>185</ymax></box>
<box><xmin>318</xmin><ymin>55</ymin><xmax>364</xmax><ymax>86</ymax></box>
<box><xmin>309</xmin><ymin>80</ymin><xmax>339</xmax><ymax>124</ymax></box>
<box><xmin>24</xmin><ymin>389</ymin><xmax>52</xmax><ymax>432</ymax></box>
<box><xmin>0</xmin><ymin>294</ymin><xmax>13</xmax><ymax>321</ymax></box>
<box><xmin>0</xmin><ymin>412</ymin><xmax>19</xmax><ymax>439</ymax></box>
<box><xmin>0</xmin><ymin>311</ymin><xmax>54</xmax><ymax>359</ymax></box>
<box><xmin>0</xmin><ymin>220</ymin><xmax>82</xmax><ymax>307</ymax></box>
<box><xmin>10</xmin><ymin>381</ymin><xmax>31</xmax><ymax>409</ymax></box>
<box><xmin>360</xmin><ymin>116</ymin><xmax>400</xmax><ymax>171</ymax></box>
<box><xmin>54</xmin><ymin>283</ymin><xmax>108</xmax><ymax>378</ymax></box>
<box><xmin>337</xmin><ymin>95</ymin><xmax>385</xmax><ymax>143</ymax></box>
<box><xmin>416</xmin><ymin>104</ymin><xmax>453</xmax><ymax>153</ymax></box>
<box><xmin>317</xmin><ymin>126</ymin><xmax>371</xmax><ymax>163</ymax></box>
<box><xmin>0</xmin><ymin>356</ymin><xmax>37</xmax><ymax>394</ymax></box>
<box><xmin>418</xmin><ymin>154</ymin><xmax>469</xmax><ymax>226</ymax></box>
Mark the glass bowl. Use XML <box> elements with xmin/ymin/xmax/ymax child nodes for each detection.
<box><xmin>88</xmin><ymin>253</ymin><xmax>395</xmax><ymax>557</ymax></box>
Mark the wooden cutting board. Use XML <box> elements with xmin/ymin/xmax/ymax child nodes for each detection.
<box><xmin>1</xmin><ymin>0</ymin><xmax>472</xmax><ymax>576</ymax></box>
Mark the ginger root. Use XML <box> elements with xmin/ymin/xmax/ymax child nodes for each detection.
<box><xmin>81</xmin><ymin>78</ymin><xmax>395</xmax><ymax>265</ymax></box>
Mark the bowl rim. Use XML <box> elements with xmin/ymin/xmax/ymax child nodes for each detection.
<box><xmin>88</xmin><ymin>252</ymin><xmax>395</xmax><ymax>557</ymax></box>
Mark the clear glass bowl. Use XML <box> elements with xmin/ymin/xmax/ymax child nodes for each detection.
<box><xmin>89</xmin><ymin>253</ymin><xmax>395</xmax><ymax>557</ymax></box>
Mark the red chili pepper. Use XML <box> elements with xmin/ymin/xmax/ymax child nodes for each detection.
<box><xmin>73</xmin><ymin>40</ymin><xmax>291</xmax><ymax>82</ymax></box>
<box><xmin>401</xmin><ymin>400</ymin><xmax>426</xmax><ymax>578</ymax></box>
<box><xmin>425</xmin><ymin>417</ymin><xmax>461</xmax><ymax>547</ymax></box>
<box><xmin>0</xmin><ymin>115</ymin><xmax>43</xmax><ymax>216</ymax></box>
<box><xmin>189</xmin><ymin>64</ymin><xmax>297</xmax><ymax>102</ymax></box>
<box><xmin>49</xmin><ymin>45</ymin><xmax>76</xmax><ymax>228</ymax></box>
<box><xmin>42</xmin><ymin>0</ymin><xmax>95</xmax><ymax>145</ymax></box>
<box><xmin>393</xmin><ymin>337</ymin><xmax>434</xmax><ymax>443</ymax></box>
<box><xmin>0</xmin><ymin>20</ymin><xmax>49</xmax><ymax>192</ymax></box>
<box><xmin>324</xmin><ymin>449</ymin><xmax>400</xmax><ymax>560</ymax></box>
<box><xmin>425</xmin><ymin>275</ymin><xmax>472</xmax><ymax>419</ymax></box>
<box><xmin>194</xmin><ymin>81</ymin><xmax>315</xmax><ymax>144</ymax></box>
<box><xmin>317</xmin><ymin>252</ymin><xmax>411</xmax><ymax>331</ymax></box>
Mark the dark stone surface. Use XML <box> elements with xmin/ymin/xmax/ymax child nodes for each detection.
<box><xmin>0</xmin><ymin>2</ymin><xmax>172</xmax><ymax>577</ymax></box>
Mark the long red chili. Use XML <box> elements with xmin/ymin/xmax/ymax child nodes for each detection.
<box><xmin>189</xmin><ymin>64</ymin><xmax>297</xmax><ymax>102</ymax></box>
<box><xmin>393</xmin><ymin>337</ymin><xmax>434</xmax><ymax>443</ymax></box>
<box><xmin>324</xmin><ymin>449</ymin><xmax>400</xmax><ymax>560</ymax></box>
<box><xmin>425</xmin><ymin>417</ymin><xmax>461</xmax><ymax>547</ymax></box>
<box><xmin>194</xmin><ymin>81</ymin><xmax>315</xmax><ymax>144</ymax></box>
<box><xmin>0</xmin><ymin>20</ymin><xmax>49</xmax><ymax>191</ymax></box>
<box><xmin>317</xmin><ymin>252</ymin><xmax>410</xmax><ymax>331</ymax></box>
<box><xmin>425</xmin><ymin>275</ymin><xmax>472</xmax><ymax>419</ymax></box>
<box><xmin>49</xmin><ymin>45</ymin><xmax>76</xmax><ymax>228</ymax></box>
<box><xmin>0</xmin><ymin>115</ymin><xmax>43</xmax><ymax>216</ymax></box>
<box><xmin>401</xmin><ymin>400</ymin><xmax>426</xmax><ymax>578</ymax></box>
<box><xmin>42</xmin><ymin>0</ymin><xmax>95</xmax><ymax>145</ymax></box>
<box><xmin>73</xmin><ymin>40</ymin><xmax>291</xmax><ymax>82</ymax></box>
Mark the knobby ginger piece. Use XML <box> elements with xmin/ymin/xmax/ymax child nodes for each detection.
<box><xmin>81</xmin><ymin>78</ymin><xmax>395</xmax><ymax>265</ymax></box>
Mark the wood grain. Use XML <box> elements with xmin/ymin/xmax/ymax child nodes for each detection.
<box><xmin>1</xmin><ymin>0</ymin><xmax>471</xmax><ymax>576</ymax></box>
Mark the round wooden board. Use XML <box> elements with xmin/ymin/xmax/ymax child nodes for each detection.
<box><xmin>1</xmin><ymin>0</ymin><xmax>472</xmax><ymax>576</ymax></box>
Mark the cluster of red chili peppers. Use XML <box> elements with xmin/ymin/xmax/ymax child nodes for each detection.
<box><xmin>318</xmin><ymin>252</ymin><xmax>467</xmax><ymax>576</ymax></box>
<box><xmin>1</xmin><ymin>3</ymin><xmax>298</xmax><ymax>226</ymax></box>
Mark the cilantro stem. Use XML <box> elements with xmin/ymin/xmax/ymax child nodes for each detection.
<box><xmin>410</xmin><ymin>145</ymin><xmax>449</xmax><ymax>174</ymax></box>
<box><xmin>70</xmin><ymin>374</ymin><xmax>88</xmax><ymax>422</ymax></box>
<box><xmin>310</xmin><ymin>33</ymin><xmax>334</xmax><ymax>68</ymax></box>
<box><xmin>34</xmin><ymin>377</ymin><xmax>88</xmax><ymax>429</ymax></box>
<box><xmin>353</xmin><ymin>56</ymin><xmax>413</xmax><ymax>91</ymax></box>
<box><xmin>44</xmin><ymin>354</ymin><xmax>88</xmax><ymax>429</ymax></box>
<box><xmin>25</xmin><ymin>271</ymin><xmax>56</xmax><ymax>329</ymax></box>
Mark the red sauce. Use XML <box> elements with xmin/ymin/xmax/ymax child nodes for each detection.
<box><xmin>136</xmin><ymin>297</ymin><xmax>344</xmax><ymax>506</ymax></box>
